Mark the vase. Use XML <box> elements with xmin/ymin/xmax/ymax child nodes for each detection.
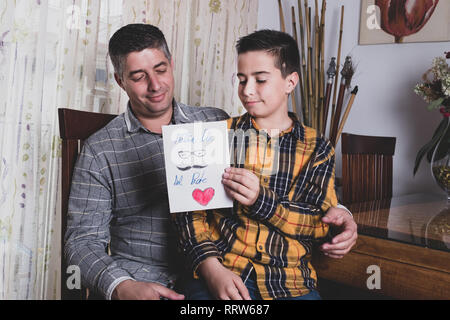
<box><xmin>431</xmin><ymin>116</ymin><xmax>450</xmax><ymax>203</ymax></box>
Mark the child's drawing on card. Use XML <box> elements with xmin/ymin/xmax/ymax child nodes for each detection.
<box><xmin>162</xmin><ymin>121</ymin><xmax>233</xmax><ymax>213</ymax></box>
<box><xmin>175</xmin><ymin>148</ymin><xmax>207</xmax><ymax>171</ymax></box>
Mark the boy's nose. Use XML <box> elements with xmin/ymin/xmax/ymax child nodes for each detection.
<box><xmin>242</xmin><ymin>80</ymin><xmax>255</xmax><ymax>96</ymax></box>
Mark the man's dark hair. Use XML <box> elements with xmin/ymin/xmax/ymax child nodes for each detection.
<box><xmin>236</xmin><ymin>29</ymin><xmax>300</xmax><ymax>78</ymax></box>
<box><xmin>108</xmin><ymin>24</ymin><xmax>171</xmax><ymax>78</ymax></box>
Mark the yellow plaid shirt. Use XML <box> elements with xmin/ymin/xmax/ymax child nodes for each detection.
<box><xmin>173</xmin><ymin>113</ymin><xmax>337</xmax><ymax>299</ymax></box>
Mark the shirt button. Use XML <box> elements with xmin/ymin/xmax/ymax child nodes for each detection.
<box><xmin>259</xmin><ymin>245</ymin><xmax>263</xmax><ymax>250</ymax></box>
<box><xmin>263</xmin><ymin>178</ymin><xmax>268</xmax><ymax>183</ymax></box>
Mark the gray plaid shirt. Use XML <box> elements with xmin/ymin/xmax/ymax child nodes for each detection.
<box><xmin>65</xmin><ymin>100</ymin><xmax>229</xmax><ymax>299</ymax></box>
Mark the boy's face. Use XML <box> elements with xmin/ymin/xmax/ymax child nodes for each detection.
<box><xmin>237</xmin><ymin>51</ymin><xmax>297</xmax><ymax>120</ymax></box>
<box><xmin>115</xmin><ymin>48</ymin><xmax>175</xmax><ymax>120</ymax></box>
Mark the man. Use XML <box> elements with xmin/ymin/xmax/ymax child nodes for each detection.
<box><xmin>65</xmin><ymin>23</ymin><xmax>357</xmax><ymax>300</ymax></box>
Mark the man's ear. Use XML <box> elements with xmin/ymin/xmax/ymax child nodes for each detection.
<box><xmin>114</xmin><ymin>73</ymin><xmax>125</xmax><ymax>90</ymax></box>
<box><xmin>286</xmin><ymin>72</ymin><xmax>299</xmax><ymax>94</ymax></box>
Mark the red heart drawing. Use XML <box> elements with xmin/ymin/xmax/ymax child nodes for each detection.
<box><xmin>192</xmin><ymin>188</ymin><xmax>215</xmax><ymax>206</ymax></box>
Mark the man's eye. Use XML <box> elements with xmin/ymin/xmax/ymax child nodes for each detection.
<box><xmin>132</xmin><ymin>75</ymin><xmax>144</xmax><ymax>81</ymax></box>
<box><xmin>256</xmin><ymin>79</ymin><xmax>266</xmax><ymax>83</ymax></box>
<box><xmin>239</xmin><ymin>80</ymin><xmax>247</xmax><ymax>85</ymax></box>
<box><xmin>156</xmin><ymin>69</ymin><xmax>167</xmax><ymax>74</ymax></box>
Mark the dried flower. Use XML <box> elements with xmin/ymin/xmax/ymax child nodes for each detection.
<box><xmin>414</xmin><ymin>53</ymin><xmax>450</xmax><ymax>110</ymax></box>
<box><xmin>413</xmin><ymin>52</ymin><xmax>450</xmax><ymax>175</ymax></box>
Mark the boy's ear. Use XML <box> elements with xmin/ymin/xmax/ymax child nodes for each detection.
<box><xmin>285</xmin><ymin>72</ymin><xmax>299</xmax><ymax>94</ymax></box>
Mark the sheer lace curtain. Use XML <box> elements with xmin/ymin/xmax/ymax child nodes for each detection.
<box><xmin>0</xmin><ymin>0</ymin><xmax>257</xmax><ymax>299</ymax></box>
<box><xmin>124</xmin><ymin>0</ymin><xmax>258</xmax><ymax>115</ymax></box>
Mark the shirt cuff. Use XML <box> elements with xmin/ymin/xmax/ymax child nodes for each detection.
<box><xmin>106</xmin><ymin>276</ymin><xmax>136</xmax><ymax>300</ymax></box>
<box><xmin>188</xmin><ymin>244</ymin><xmax>223</xmax><ymax>278</ymax></box>
<box><xmin>336</xmin><ymin>203</ymin><xmax>353</xmax><ymax>217</ymax></box>
<box><xmin>249</xmin><ymin>186</ymin><xmax>277</xmax><ymax>221</ymax></box>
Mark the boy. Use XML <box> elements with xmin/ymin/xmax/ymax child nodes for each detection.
<box><xmin>173</xmin><ymin>30</ymin><xmax>337</xmax><ymax>300</ymax></box>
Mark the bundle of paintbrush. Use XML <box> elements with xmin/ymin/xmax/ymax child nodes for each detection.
<box><xmin>278</xmin><ymin>0</ymin><xmax>358</xmax><ymax>147</ymax></box>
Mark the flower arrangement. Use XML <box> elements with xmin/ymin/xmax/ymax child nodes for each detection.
<box><xmin>413</xmin><ymin>51</ymin><xmax>450</xmax><ymax>175</ymax></box>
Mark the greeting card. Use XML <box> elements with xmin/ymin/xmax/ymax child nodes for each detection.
<box><xmin>162</xmin><ymin>121</ymin><xmax>233</xmax><ymax>213</ymax></box>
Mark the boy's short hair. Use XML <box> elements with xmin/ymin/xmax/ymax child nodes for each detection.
<box><xmin>236</xmin><ymin>29</ymin><xmax>300</xmax><ymax>78</ymax></box>
<box><xmin>108</xmin><ymin>24</ymin><xmax>171</xmax><ymax>78</ymax></box>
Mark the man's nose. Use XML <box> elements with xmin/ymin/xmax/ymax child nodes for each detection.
<box><xmin>147</xmin><ymin>76</ymin><xmax>161</xmax><ymax>92</ymax></box>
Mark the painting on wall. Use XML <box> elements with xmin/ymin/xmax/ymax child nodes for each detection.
<box><xmin>359</xmin><ymin>0</ymin><xmax>450</xmax><ymax>44</ymax></box>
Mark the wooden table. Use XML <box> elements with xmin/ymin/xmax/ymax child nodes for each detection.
<box><xmin>313</xmin><ymin>193</ymin><xmax>450</xmax><ymax>299</ymax></box>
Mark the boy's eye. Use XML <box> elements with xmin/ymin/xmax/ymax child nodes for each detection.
<box><xmin>238</xmin><ymin>77</ymin><xmax>247</xmax><ymax>85</ymax></box>
<box><xmin>256</xmin><ymin>79</ymin><xmax>266</xmax><ymax>83</ymax></box>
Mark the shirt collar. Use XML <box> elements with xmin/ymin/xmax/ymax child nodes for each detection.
<box><xmin>237</xmin><ymin>112</ymin><xmax>305</xmax><ymax>142</ymax></box>
<box><xmin>124</xmin><ymin>102</ymin><xmax>143</xmax><ymax>133</ymax></box>
<box><xmin>124</xmin><ymin>99</ymin><xmax>190</xmax><ymax>133</ymax></box>
<box><xmin>172</xmin><ymin>100</ymin><xmax>191</xmax><ymax>124</ymax></box>
<box><xmin>287</xmin><ymin>112</ymin><xmax>305</xmax><ymax>142</ymax></box>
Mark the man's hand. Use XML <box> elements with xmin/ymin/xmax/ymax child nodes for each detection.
<box><xmin>222</xmin><ymin>167</ymin><xmax>259</xmax><ymax>206</ymax></box>
<box><xmin>198</xmin><ymin>257</ymin><xmax>251</xmax><ymax>300</ymax></box>
<box><xmin>320</xmin><ymin>207</ymin><xmax>358</xmax><ymax>259</ymax></box>
<box><xmin>112</xmin><ymin>280</ymin><xmax>185</xmax><ymax>300</ymax></box>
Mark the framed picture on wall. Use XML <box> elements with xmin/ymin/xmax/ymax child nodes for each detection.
<box><xmin>359</xmin><ymin>0</ymin><xmax>450</xmax><ymax>44</ymax></box>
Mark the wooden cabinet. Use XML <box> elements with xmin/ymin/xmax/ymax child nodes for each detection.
<box><xmin>313</xmin><ymin>194</ymin><xmax>450</xmax><ymax>299</ymax></box>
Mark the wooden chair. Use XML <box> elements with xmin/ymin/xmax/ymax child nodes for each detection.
<box><xmin>341</xmin><ymin>132</ymin><xmax>396</xmax><ymax>205</ymax></box>
<box><xmin>316</xmin><ymin>133</ymin><xmax>396</xmax><ymax>299</ymax></box>
<box><xmin>58</xmin><ymin>108</ymin><xmax>117</xmax><ymax>300</ymax></box>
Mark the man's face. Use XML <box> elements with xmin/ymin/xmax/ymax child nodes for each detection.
<box><xmin>115</xmin><ymin>48</ymin><xmax>175</xmax><ymax>120</ymax></box>
<box><xmin>237</xmin><ymin>50</ymin><xmax>296</xmax><ymax>120</ymax></box>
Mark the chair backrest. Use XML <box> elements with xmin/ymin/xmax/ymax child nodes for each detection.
<box><xmin>58</xmin><ymin>108</ymin><xmax>117</xmax><ymax>300</ymax></box>
<box><xmin>341</xmin><ymin>132</ymin><xmax>396</xmax><ymax>205</ymax></box>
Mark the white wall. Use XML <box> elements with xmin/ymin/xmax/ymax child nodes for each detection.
<box><xmin>258</xmin><ymin>0</ymin><xmax>448</xmax><ymax>196</ymax></box>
